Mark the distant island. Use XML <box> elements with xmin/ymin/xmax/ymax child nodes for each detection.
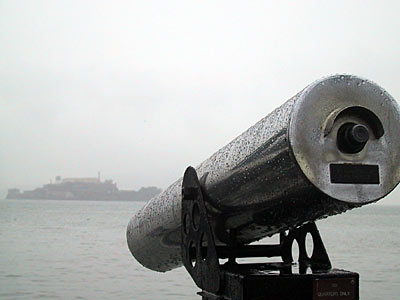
<box><xmin>6</xmin><ymin>175</ymin><xmax>162</xmax><ymax>201</ymax></box>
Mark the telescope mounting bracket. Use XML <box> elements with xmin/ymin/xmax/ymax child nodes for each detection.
<box><xmin>181</xmin><ymin>166</ymin><xmax>359</xmax><ymax>300</ymax></box>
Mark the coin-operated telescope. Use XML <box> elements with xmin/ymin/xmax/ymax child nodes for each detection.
<box><xmin>127</xmin><ymin>75</ymin><xmax>400</xmax><ymax>300</ymax></box>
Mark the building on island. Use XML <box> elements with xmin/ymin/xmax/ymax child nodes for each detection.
<box><xmin>6</xmin><ymin>175</ymin><xmax>161</xmax><ymax>202</ymax></box>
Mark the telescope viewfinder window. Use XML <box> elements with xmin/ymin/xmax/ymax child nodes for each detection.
<box><xmin>330</xmin><ymin>164</ymin><xmax>380</xmax><ymax>184</ymax></box>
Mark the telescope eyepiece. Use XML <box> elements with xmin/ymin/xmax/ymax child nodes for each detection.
<box><xmin>350</xmin><ymin>124</ymin><xmax>370</xmax><ymax>143</ymax></box>
<box><xmin>337</xmin><ymin>123</ymin><xmax>370</xmax><ymax>154</ymax></box>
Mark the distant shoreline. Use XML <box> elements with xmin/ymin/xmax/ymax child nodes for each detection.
<box><xmin>7</xmin><ymin>176</ymin><xmax>162</xmax><ymax>202</ymax></box>
<box><xmin>2</xmin><ymin>198</ymin><xmax>149</xmax><ymax>203</ymax></box>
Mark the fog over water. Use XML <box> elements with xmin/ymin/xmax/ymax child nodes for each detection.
<box><xmin>1</xmin><ymin>1</ymin><xmax>400</xmax><ymax>205</ymax></box>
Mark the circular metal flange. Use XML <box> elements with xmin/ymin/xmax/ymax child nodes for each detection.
<box><xmin>289</xmin><ymin>74</ymin><xmax>400</xmax><ymax>204</ymax></box>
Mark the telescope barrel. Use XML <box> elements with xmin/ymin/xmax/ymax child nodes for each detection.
<box><xmin>127</xmin><ymin>75</ymin><xmax>400</xmax><ymax>272</ymax></box>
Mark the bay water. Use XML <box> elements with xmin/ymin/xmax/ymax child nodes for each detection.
<box><xmin>0</xmin><ymin>199</ymin><xmax>399</xmax><ymax>299</ymax></box>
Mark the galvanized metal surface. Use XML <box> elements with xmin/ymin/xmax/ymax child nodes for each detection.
<box><xmin>127</xmin><ymin>75</ymin><xmax>400</xmax><ymax>272</ymax></box>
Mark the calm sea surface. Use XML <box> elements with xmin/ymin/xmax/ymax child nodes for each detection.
<box><xmin>0</xmin><ymin>199</ymin><xmax>399</xmax><ymax>300</ymax></box>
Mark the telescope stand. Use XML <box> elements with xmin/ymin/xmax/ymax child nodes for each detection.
<box><xmin>181</xmin><ymin>167</ymin><xmax>359</xmax><ymax>300</ymax></box>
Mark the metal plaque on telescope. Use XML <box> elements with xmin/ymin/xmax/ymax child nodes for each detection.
<box><xmin>330</xmin><ymin>164</ymin><xmax>380</xmax><ymax>184</ymax></box>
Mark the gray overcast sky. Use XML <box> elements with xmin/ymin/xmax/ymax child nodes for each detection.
<box><xmin>1</xmin><ymin>1</ymin><xmax>399</xmax><ymax>205</ymax></box>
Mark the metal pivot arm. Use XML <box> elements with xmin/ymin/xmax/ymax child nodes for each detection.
<box><xmin>181</xmin><ymin>167</ymin><xmax>332</xmax><ymax>287</ymax></box>
<box><xmin>280</xmin><ymin>222</ymin><xmax>332</xmax><ymax>272</ymax></box>
<box><xmin>181</xmin><ymin>166</ymin><xmax>358</xmax><ymax>300</ymax></box>
<box><xmin>181</xmin><ymin>166</ymin><xmax>221</xmax><ymax>293</ymax></box>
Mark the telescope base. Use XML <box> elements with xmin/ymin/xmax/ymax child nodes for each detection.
<box><xmin>198</xmin><ymin>265</ymin><xmax>359</xmax><ymax>300</ymax></box>
<box><xmin>181</xmin><ymin>166</ymin><xmax>359</xmax><ymax>300</ymax></box>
